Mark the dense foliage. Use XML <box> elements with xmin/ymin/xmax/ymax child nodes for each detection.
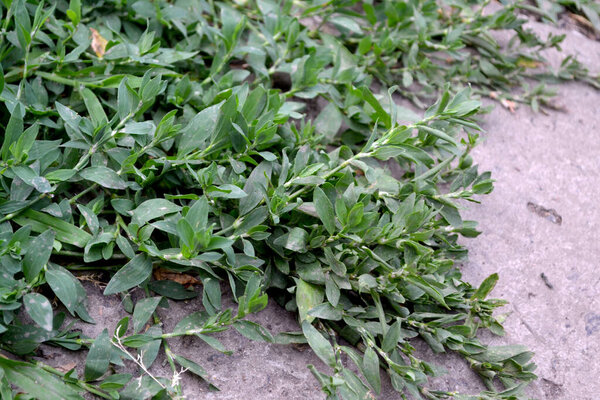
<box><xmin>0</xmin><ymin>0</ymin><xmax>595</xmax><ymax>399</ymax></box>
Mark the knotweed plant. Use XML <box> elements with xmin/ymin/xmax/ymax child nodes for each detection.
<box><xmin>0</xmin><ymin>0</ymin><xmax>595</xmax><ymax>399</ymax></box>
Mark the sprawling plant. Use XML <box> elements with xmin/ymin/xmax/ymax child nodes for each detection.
<box><xmin>0</xmin><ymin>0</ymin><xmax>594</xmax><ymax>399</ymax></box>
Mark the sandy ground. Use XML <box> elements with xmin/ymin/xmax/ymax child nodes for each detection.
<box><xmin>455</xmin><ymin>18</ymin><xmax>600</xmax><ymax>399</ymax></box>
<box><xmin>33</xmin><ymin>17</ymin><xmax>600</xmax><ymax>400</ymax></box>
<box><xmin>456</xmin><ymin>82</ymin><xmax>600</xmax><ymax>399</ymax></box>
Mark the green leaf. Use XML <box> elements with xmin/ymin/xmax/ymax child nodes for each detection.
<box><xmin>104</xmin><ymin>254</ymin><xmax>153</xmax><ymax>295</ymax></box>
<box><xmin>132</xmin><ymin>297</ymin><xmax>162</xmax><ymax>333</ymax></box>
<box><xmin>138</xmin><ymin>326</ymin><xmax>162</xmax><ymax>369</ymax></box>
<box><xmin>233</xmin><ymin>320</ymin><xmax>273</xmax><ymax>342</ymax></box>
<box><xmin>418</xmin><ymin>125</ymin><xmax>458</xmax><ymax>146</ymax></box>
<box><xmin>23</xmin><ymin>293</ymin><xmax>53</xmax><ymax>331</ymax></box>
<box><xmin>201</xmin><ymin>277</ymin><xmax>222</xmax><ymax>315</ymax></box>
<box><xmin>121</xmin><ymin>333</ymin><xmax>158</xmax><ymax>348</ymax></box>
<box><xmin>325</xmin><ymin>274</ymin><xmax>340</xmax><ymax>308</ymax></box>
<box><xmin>80</xmin><ymin>166</ymin><xmax>128</xmax><ymax>190</ymax></box>
<box><xmin>84</xmin><ymin>329</ymin><xmax>111</xmax><ymax>381</ymax></box>
<box><xmin>67</xmin><ymin>0</ymin><xmax>81</xmax><ymax>25</ymax></box>
<box><xmin>296</xmin><ymin>278</ymin><xmax>324</xmax><ymax>323</ymax></box>
<box><xmin>405</xmin><ymin>274</ymin><xmax>449</xmax><ymax>309</ymax></box>
<box><xmin>473</xmin><ymin>345</ymin><xmax>531</xmax><ymax>363</ymax></box>
<box><xmin>116</xmin><ymin>234</ymin><xmax>135</xmax><ymax>258</ymax></box>
<box><xmin>233</xmin><ymin>206</ymin><xmax>268</xmax><ymax>236</ymax></box>
<box><xmin>346</xmin><ymin>202</ymin><xmax>364</xmax><ymax>228</ymax></box>
<box><xmin>22</xmin><ymin>229</ymin><xmax>55</xmax><ymax>283</ymax></box>
<box><xmin>307</xmin><ymin>302</ymin><xmax>342</xmax><ymax>321</ymax></box>
<box><xmin>273</xmin><ymin>331</ymin><xmax>307</xmax><ymax>345</ymax></box>
<box><xmin>178</xmin><ymin>104</ymin><xmax>220</xmax><ymax>156</ymax></box>
<box><xmin>81</xmin><ymin>88</ymin><xmax>108</xmax><ymax>127</ymax></box>
<box><xmin>359</xmin><ymin>86</ymin><xmax>391</xmax><ymax>129</ymax></box>
<box><xmin>0</xmin><ymin>358</ymin><xmax>84</xmax><ymax>400</ymax></box>
<box><xmin>46</xmin><ymin>169</ymin><xmax>77</xmax><ymax>183</ymax></box>
<box><xmin>186</xmin><ymin>197</ymin><xmax>209</xmax><ymax>231</ymax></box>
<box><xmin>12</xmin><ymin>166</ymin><xmax>52</xmax><ymax>193</ymax></box>
<box><xmin>381</xmin><ymin>319</ymin><xmax>403</xmax><ymax>353</ymax></box>
<box><xmin>119</xmin><ymin>375</ymin><xmax>164</xmax><ymax>400</ymax></box>
<box><xmin>173</xmin><ymin>311</ymin><xmax>205</xmax><ymax>334</ymax></box>
<box><xmin>314</xmin><ymin>103</ymin><xmax>342</xmax><ymax>141</ymax></box>
<box><xmin>0</xmin><ymin>368</ymin><xmax>10</xmax><ymax>399</ymax></box>
<box><xmin>1</xmin><ymin>112</ymin><xmax>23</xmax><ymax>161</ymax></box>
<box><xmin>55</xmin><ymin>102</ymin><xmax>82</xmax><ymax>132</ymax></box>
<box><xmin>313</xmin><ymin>187</ymin><xmax>336</xmax><ymax>235</ymax></box>
<box><xmin>131</xmin><ymin>199</ymin><xmax>181</xmax><ymax>226</ymax></box>
<box><xmin>197</xmin><ymin>334</ymin><xmax>230</xmax><ymax>354</ymax></box>
<box><xmin>148</xmin><ymin>280</ymin><xmax>197</xmax><ymax>300</ymax></box>
<box><xmin>117</xmin><ymin>78</ymin><xmax>139</xmax><ymax>120</ymax></box>
<box><xmin>77</xmin><ymin>204</ymin><xmax>99</xmax><ymax>235</ymax></box>
<box><xmin>301</xmin><ymin>321</ymin><xmax>336</xmax><ymax>368</ymax></box>
<box><xmin>114</xmin><ymin>317</ymin><xmax>130</xmax><ymax>338</ymax></box>
<box><xmin>112</xmin><ymin>198</ymin><xmax>135</xmax><ymax>215</ymax></box>
<box><xmin>282</xmin><ymin>227</ymin><xmax>308</xmax><ymax>252</ymax></box>
<box><xmin>205</xmin><ymin>236</ymin><xmax>234</xmax><ymax>251</ymax></box>
<box><xmin>247</xmin><ymin>293</ymin><xmax>268</xmax><ymax>314</ymax></box>
<box><xmin>323</xmin><ymin>247</ymin><xmax>346</xmax><ymax>276</ymax></box>
<box><xmin>402</xmin><ymin>70</ymin><xmax>413</xmax><ymax>87</ymax></box>
<box><xmin>332</xmin><ymin>16</ymin><xmax>363</xmax><ymax>34</ymax></box>
<box><xmin>471</xmin><ymin>273</ymin><xmax>499</xmax><ymax>300</ymax></box>
<box><xmin>122</xmin><ymin>121</ymin><xmax>155</xmax><ymax>135</ymax></box>
<box><xmin>173</xmin><ymin>355</ymin><xmax>216</xmax><ymax>388</ymax></box>
<box><xmin>362</xmin><ymin>347</ymin><xmax>381</xmax><ymax>394</ymax></box>
<box><xmin>208</xmin><ymin>184</ymin><xmax>247</xmax><ymax>199</ymax></box>
<box><xmin>99</xmin><ymin>374</ymin><xmax>132</xmax><ymax>390</ymax></box>
<box><xmin>177</xmin><ymin>218</ymin><xmax>195</xmax><ymax>250</ymax></box>
<box><xmin>46</xmin><ymin>266</ymin><xmax>94</xmax><ymax>323</ymax></box>
<box><xmin>372</xmin><ymin>144</ymin><xmax>433</xmax><ymax>165</ymax></box>
<box><xmin>239</xmin><ymin>162</ymin><xmax>271</xmax><ymax>215</ymax></box>
<box><xmin>14</xmin><ymin>209</ymin><xmax>91</xmax><ymax>247</ymax></box>
<box><xmin>10</xmin><ymin>123</ymin><xmax>38</xmax><ymax>162</ymax></box>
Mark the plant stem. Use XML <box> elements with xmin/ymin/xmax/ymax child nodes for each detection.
<box><xmin>69</xmin><ymin>184</ymin><xmax>98</xmax><ymax>204</ymax></box>
<box><xmin>144</xmin><ymin>286</ymin><xmax>182</xmax><ymax>396</ymax></box>
<box><xmin>36</xmin><ymin>362</ymin><xmax>112</xmax><ymax>399</ymax></box>
<box><xmin>0</xmin><ymin>193</ymin><xmax>46</xmax><ymax>223</ymax></box>
<box><xmin>73</xmin><ymin>114</ymin><xmax>134</xmax><ymax>172</ymax></box>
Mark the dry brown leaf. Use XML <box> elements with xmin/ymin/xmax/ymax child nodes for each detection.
<box><xmin>569</xmin><ymin>12</ymin><xmax>594</xmax><ymax>30</ymax></box>
<box><xmin>517</xmin><ymin>58</ymin><xmax>543</xmax><ymax>69</ymax></box>
<box><xmin>500</xmin><ymin>98</ymin><xmax>516</xmax><ymax>113</ymax></box>
<box><xmin>76</xmin><ymin>272</ymin><xmax>106</xmax><ymax>288</ymax></box>
<box><xmin>541</xmin><ymin>98</ymin><xmax>568</xmax><ymax>113</ymax></box>
<box><xmin>153</xmin><ymin>268</ymin><xmax>201</xmax><ymax>287</ymax></box>
<box><xmin>56</xmin><ymin>361</ymin><xmax>78</xmax><ymax>372</ymax></box>
<box><xmin>90</xmin><ymin>28</ymin><xmax>108</xmax><ymax>58</ymax></box>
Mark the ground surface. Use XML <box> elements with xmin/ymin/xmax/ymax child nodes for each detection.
<box><xmin>35</xmin><ymin>18</ymin><xmax>600</xmax><ymax>400</ymax></box>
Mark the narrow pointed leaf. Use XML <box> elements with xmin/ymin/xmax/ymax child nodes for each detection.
<box><xmin>23</xmin><ymin>230</ymin><xmax>55</xmax><ymax>282</ymax></box>
<box><xmin>23</xmin><ymin>293</ymin><xmax>53</xmax><ymax>331</ymax></box>
<box><xmin>104</xmin><ymin>254</ymin><xmax>153</xmax><ymax>295</ymax></box>
<box><xmin>84</xmin><ymin>329</ymin><xmax>111</xmax><ymax>381</ymax></box>
<box><xmin>313</xmin><ymin>187</ymin><xmax>336</xmax><ymax>235</ymax></box>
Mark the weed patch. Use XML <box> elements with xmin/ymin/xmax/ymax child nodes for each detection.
<box><xmin>0</xmin><ymin>1</ymin><xmax>596</xmax><ymax>399</ymax></box>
